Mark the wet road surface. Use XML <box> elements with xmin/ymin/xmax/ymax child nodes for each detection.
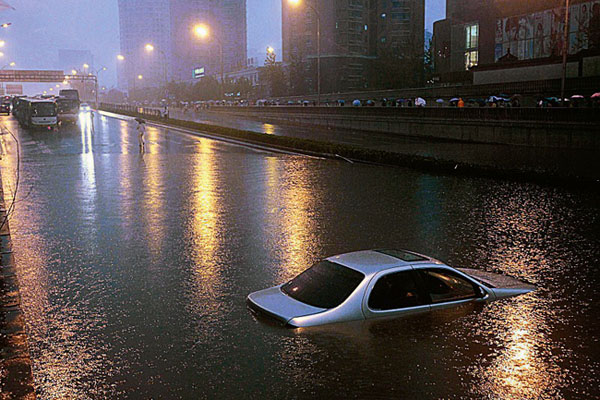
<box><xmin>0</xmin><ymin>112</ymin><xmax>599</xmax><ymax>399</ymax></box>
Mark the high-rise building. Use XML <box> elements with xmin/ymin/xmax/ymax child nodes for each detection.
<box><xmin>118</xmin><ymin>0</ymin><xmax>247</xmax><ymax>91</ymax></box>
<box><xmin>169</xmin><ymin>0</ymin><xmax>247</xmax><ymax>83</ymax></box>
<box><xmin>282</xmin><ymin>0</ymin><xmax>424</xmax><ymax>93</ymax></box>
<box><xmin>118</xmin><ymin>0</ymin><xmax>172</xmax><ymax>91</ymax></box>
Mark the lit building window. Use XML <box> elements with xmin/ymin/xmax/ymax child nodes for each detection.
<box><xmin>464</xmin><ymin>23</ymin><xmax>479</xmax><ymax>69</ymax></box>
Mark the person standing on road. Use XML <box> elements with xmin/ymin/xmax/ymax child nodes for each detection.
<box><xmin>457</xmin><ymin>98</ymin><xmax>465</xmax><ymax>108</ymax></box>
<box><xmin>136</xmin><ymin>119</ymin><xmax>146</xmax><ymax>153</ymax></box>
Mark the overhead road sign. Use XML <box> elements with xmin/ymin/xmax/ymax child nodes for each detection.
<box><xmin>0</xmin><ymin>70</ymin><xmax>67</xmax><ymax>83</ymax></box>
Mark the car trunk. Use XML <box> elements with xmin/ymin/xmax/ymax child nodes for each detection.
<box><xmin>457</xmin><ymin>268</ymin><xmax>536</xmax><ymax>299</ymax></box>
<box><xmin>247</xmin><ymin>286</ymin><xmax>326</xmax><ymax>326</ymax></box>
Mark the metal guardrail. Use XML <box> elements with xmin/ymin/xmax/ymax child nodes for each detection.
<box><xmin>274</xmin><ymin>76</ymin><xmax>600</xmax><ymax>103</ymax></box>
<box><xmin>101</xmin><ymin>103</ymin><xmax>163</xmax><ymax>118</ymax></box>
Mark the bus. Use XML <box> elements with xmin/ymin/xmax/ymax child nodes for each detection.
<box><xmin>59</xmin><ymin>89</ymin><xmax>80</xmax><ymax>101</ymax></box>
<box><xmin>15</xmin><ymin>98</ymin><xmax>58</xmax><ymax>129</ymax></box>
<box><xmin>56</xmin><ymin>96</ymin><xmax>80</xmax><ymax>124</ymax></box>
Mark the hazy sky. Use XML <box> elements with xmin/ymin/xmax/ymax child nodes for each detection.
<box><xmin>1</xmin><ymin>0</ymin><xmax>445</xmax><ymax>89</ymax></box>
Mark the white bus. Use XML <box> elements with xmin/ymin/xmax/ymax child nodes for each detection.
<box><xmin>16</xmin><ymin>98</ymin><xmax>58</xmax><ymax>129</ymax></box>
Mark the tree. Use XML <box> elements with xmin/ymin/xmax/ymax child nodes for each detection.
<box><xmin>370</xmin><ymin>46</ymin><xmax>423</xmax><ymax>89</ymax></box>
<box><xmin>424</xmin><ymin>38</ymin><xmax>434</xmax><ymax>84</ymax></box>
<box><xmin>263</xmin><ymin>48</ymin><xmax>287</xmax><ymax>97</ymax></box>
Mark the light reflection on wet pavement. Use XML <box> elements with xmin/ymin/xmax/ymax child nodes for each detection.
<box><xmin>0</xmin><ymin>112</ymin><xmax>598</xmax><ymax>399</ymax></box>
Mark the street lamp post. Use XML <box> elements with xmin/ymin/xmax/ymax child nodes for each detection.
<box><xmin>145</xmin><ymin>44</ymin><xmax>168</xmax><ymax>100</ymax></box>
<box><xmin>93</xmin><ymin>66</ymin><xmax>107</xmax><ymax>108</ymax></box>
<box><xmin>289</xmin><ymin>0</ymin><xmax>321</xmax><ymax>105</ymax></box>
<box><xmin>560</xmin><ymin>0</ymin><xmax>570</xmax><ymax>106</ymax></box>
<box><xmin>193</xmin><ymin>24</ymin><xmax>224</xmax><ymax>98</ymax></box>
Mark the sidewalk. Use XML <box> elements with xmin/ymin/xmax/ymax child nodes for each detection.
<box><xmin>168</xmin><ymin>108</ymin><xmax>599</xmax><ymax>183</ymax></box>
<box><xmin>0</xmin><ymin>168</ymin><xmax>36</xmax><ymax>399</ymax></box>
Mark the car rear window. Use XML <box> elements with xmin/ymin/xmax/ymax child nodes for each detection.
<box><xmin>376</xmin><ymin>249</ymin><xmax>427</xmax><ymax>262</ymax></box>
<box><xmin>281</xmin><ymin>260</ymin><xmax>365</xmax><ymax>309</ymax></box>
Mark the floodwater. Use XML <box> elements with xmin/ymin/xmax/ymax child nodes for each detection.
<box><xmin>0</xmin><ymin>113</ymin><xmax>598</xmax><ymax>399</ymax></box>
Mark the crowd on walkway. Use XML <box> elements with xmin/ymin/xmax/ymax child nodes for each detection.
<box><xmin>125</xmin><ymin>91</ymin><xmax>600</xmax><ymax>110</ymax></box>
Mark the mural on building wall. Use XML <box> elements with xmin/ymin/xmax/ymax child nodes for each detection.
<box><xmin>495</xmin><ymin>1</ymin><xmax>600</xmax><ymax>61</ymax></box>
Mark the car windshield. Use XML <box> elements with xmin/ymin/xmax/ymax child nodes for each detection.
<box><xmin>32</xmin><ymin>103</ymin><xmax>56</xmax><ymax>117</ymax></box>
<box><xmin>281</xmin><ymin>260</ymin><xmax>365</xmax><ymax>309</ymax></box>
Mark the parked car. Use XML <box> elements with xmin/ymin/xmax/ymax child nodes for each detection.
<box><xmin>247</xmin><ymin>249</ymin><xmax>535</xmax><ymax>328</ymax></box>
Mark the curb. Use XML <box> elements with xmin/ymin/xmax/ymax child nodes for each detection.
<box><xmin>0</xmin><ymin>169</ymin><xmax>36</xmax><ymax>399</ymax></box>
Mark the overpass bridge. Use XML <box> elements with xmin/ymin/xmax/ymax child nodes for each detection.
<box><xmin>0</xmin><ymin>69</ymin><xmax>98</xmax><ymax>100</ymax></box>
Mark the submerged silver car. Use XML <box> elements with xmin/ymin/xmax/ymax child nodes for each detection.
<box><xmin>247</xmin><ymin>249</ymin><xmax>535</xmax><ymax>328</ymax></box>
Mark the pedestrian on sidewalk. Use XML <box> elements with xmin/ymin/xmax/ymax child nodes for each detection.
<box><xmin>136</xmin><ymin>118</ymin><xmax>146</xmax><ymax>152</ymax></box>
<box><xmin>457</xmin><ymin>98</ymin><xmax>465</xmax><ymax>108</ymax></box>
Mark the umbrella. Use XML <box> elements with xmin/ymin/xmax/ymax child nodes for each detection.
<box><xmin>591</xmin><ymin>92</ymin><xmax>600</xmax><ymax>99</ymax></box>
<box><xmin>436</xmin><ymin>98</ymin><xmax>444</xmax><ymax>103</ymax></box>
<box><xmin>570</xmin><ymin>95</ymin><xmax>585</xmax><ymax>99</ymax></box>
<box><xmin>415</xmin><ymin>97</ymin><xmax>426</xmax><ymax>106</ymax></box>
<box><xmin>449</xmin><ymin>98</ymin><xmax>460</xmax><ymax>102</ymax></box>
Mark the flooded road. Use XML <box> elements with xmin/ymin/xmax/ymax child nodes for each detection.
<box><xmin>0</xmin><ymin>112</ymin><xmax>598</xmax><ymax>399</ymax></box>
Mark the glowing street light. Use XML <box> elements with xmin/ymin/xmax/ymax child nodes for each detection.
<box><xmin>288</xmin><ymin>0</ymin><xmax>321</xmax><ymax>105</ymax></box>
<box><xmin>0</xmin><ymin>23</ymin><xmax>11</xmax><ymax>28</ymax></box>
<box><xmin>71</xmin><ymin>69</ymin><xmax>77</xmax><ymax>75</ymax></box>
<box><xmin>145</xmin><ymin>43</ymin><xmax>154</xmax><ymax>52</ymax></box>
<box><xmin>117</xmin><ymin>54</ymin><xmax>125</xmax><ymax>61</ymax></box>
<box><xmin>137</xmin><ymin>74</ymin><xmax>143</xmax><ymax>80</ymax></box>
<box><xmin>192</xmin><ymin>23</ymin><xmax>224</xmax><ymax>90</ymax></box>
<box><xmin>0</xmin><ymin>52</ymin><xmax>4</xmax><ymax>57</ymax></box>
<box><xmin>267</xmin><ymin>46</ymin><xmax>275</xmax><ymax>54</ymax></box>
<box><xmin>193</xmin><ymin>24</ymin><xmax>209</xmax><ymax>39</ymax></box>
<box><xmin>0</xmin><ymin>41</ymin><xmax>5</xmax><ymax>48</ymax></box>
<box><xmin>83</xmin><ymin>63</ymin><xmax>89</xmax><ymax>70</ymax></box>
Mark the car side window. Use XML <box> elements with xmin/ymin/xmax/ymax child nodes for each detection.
<box><xmin>368</xmin><ymin>271</ymin><xmax>426</xmax><ymax>310</ymax></box>
<box><xmin>417</xmin><ymin>269</ymin><xmax>478</xmax><ymax>303</ymax></box>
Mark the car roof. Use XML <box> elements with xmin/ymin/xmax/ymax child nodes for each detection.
<box><xmin>326</xmin><ymin>249</ymin><xmax>441</xmax><ymax>275</ymax></box>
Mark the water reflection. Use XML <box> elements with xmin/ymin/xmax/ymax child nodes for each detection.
<box><xmin>264</xmin><ymin>158</ymin><xmax>322</xmax><ymax>282</ymax></box>
<box><xmin>141</xmin><ymin>148</ymin><xmax>166</xmax><ymax>258</ymax></box>
<box><xmin>119</xmin><ymin>120</ymin><xmax>130</xmax><ymax>154</ymax></box>
<box><xmin>185</xmin><ymin>139</ymin><xmax>227</xmax><ymax>338</ymax></box>
<box><xmin>262</xmin><ymin>123</ymin><xmax>276</xmax><ymax>135</ymax></box>
<box><xmin>470</xmin><ymin>295</ymin><xmax>564</xmax><ymax>400</ymax></box>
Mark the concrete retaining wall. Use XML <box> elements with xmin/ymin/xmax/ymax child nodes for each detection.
<box><xmin>201</xmin><ymin>107</ymin><xmax>600</xmax><ymax>150</ymax></box>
